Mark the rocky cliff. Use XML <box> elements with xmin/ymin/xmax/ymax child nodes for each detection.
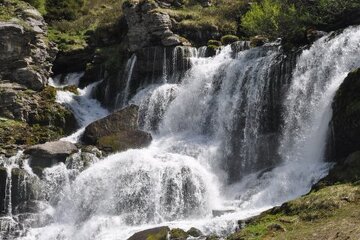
<box><xmin>0</xmin><ymin>0</ymin><xmax>76</xmax><ymax>157</ymax></box>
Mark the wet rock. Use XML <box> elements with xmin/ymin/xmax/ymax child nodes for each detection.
<box><xmin>65</xmin><ymin>146</ymin><xmax>102</xmax><ymax>172</ymax></box>
<box><xmin>250</xmin><ymin>35</ymin><xmax>269</xmax><ymax>47</ymax></box>
<box><xmin>128</xmin><ymin>226</ymin><xmax>170</xmax><ymax>240</ymax></box>
<box><xmin>187</xmin><ymin>227</ymin><xmax>203</xmax><ymax>237</ymax></box>
<box><xmin>170</xmin><ymin>228</ymin><xmax>188</xmax><ymax>239</ymax></box>
<box><xmin>0</xmin><ymin>167</ymin><xmax>38</xmax><ymax>215</ymax></box>
<box><xmin>212</xmin><ymin>209</ymin><xmax>236</xmax><ymax>217</ymax></box>
<box><xmin>0</xmin><ymin>167</ymin><xmax>7</xmax><ymax>214</ymax></box>
<box><xmin>82</xmin><ymin>105</ymin><xmax>152</xmax><ymax>153</ymax></box>
<box><xmin>306</xmin><ymin>29</ymin><xmax>327</xmax><ymax>43</ymax></box>
<box><xmin>25</xmin><ymin>141</ymin><xmax>78</xmax><ymax>169</ymax></box>
<box><xmin>331</xmin><ymin>68</ymin><xmax>360</xmax><ymax>162</ymax></box>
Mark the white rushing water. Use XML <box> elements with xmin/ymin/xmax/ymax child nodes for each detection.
<box><xmin>49</xmin><ymin>72</ymin><xmax>109</xmax><ymax>143</ymax></box>
<box><xmin>19</xmin><ymin>26</ymin><xmax>360</xmax><ymax>240</ymax></box>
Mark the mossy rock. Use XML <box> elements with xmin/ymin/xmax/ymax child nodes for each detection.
<box><xmin>170</xmin><ymin>228</ymin><xmax>188</xmax><ymax>239</ymax></box>
<box><xmin>62</xmin><ymin>85</ymin><xmax>79</xmax><ymax>95</ymax></box>
<box><xmin>187</xmin><ymin>227</ymin><xmax>203</xmax><ymax>237</ymax></box>
<box><xmin>128</xmin><ymin>226</ymin><xmax>170</xmax><ymax>240</ymax></box>
<box><xmin>208</xmin><ymin>40</ymin><xmax>222</xmax><ymax>47</ymax></box>
<box><xmin>221</xmin><ymin>35</ymin><xmax>240</xmax><ymax>45</ymax></box>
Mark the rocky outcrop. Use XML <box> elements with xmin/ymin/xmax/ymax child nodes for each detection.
<box><xmin>82</xmin><ymin>105</ymin><xmax>152</xmax><ymax>153</ymax></box>
<box><xmin>330</xmin><ymin>68</ymin><xmax>360</xmax><ymax>162</ymax></box>
<box><xmin>0</xmin><ymin>1</ymin><xmax>57</xmax><ymax>90</ymax></box>
<box><xmin>25</xmin><ymin>141</ymin><xmax>78</xmax><ymax>170</ymax></box>
<box><xmin>123</xmin><ymin>0</ymin><xmax>188</xmax><ymax>52</ymax></box>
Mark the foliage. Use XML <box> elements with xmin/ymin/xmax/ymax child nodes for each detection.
<box><xmin>23</xmin><ymin>0</ymin><xmax>46</xmax><ymax>14</ymax></box>
<box><xmin>45</xmin><ymin>0</ymin><xmax>85</xmax><ymax>21</ymax></box>
<box><xmin>241</xmin><ymin>0</ymin><xmax>307</xmax><ymax>42</ymax></box>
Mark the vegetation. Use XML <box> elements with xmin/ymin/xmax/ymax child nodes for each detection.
<box><xmin>241</xmin><ymin>0</ymin><xmax>360</xmax><ymax>43</ymax></box>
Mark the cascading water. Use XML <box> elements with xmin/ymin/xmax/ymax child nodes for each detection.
<box><xmin>12</xmin><ymin>26</ymin><xmax>360</xmax><ymax>240</ymax></box>
<box><xmin>49</xmin><ymin>72</ymin><xmax>109</xmax><ymax>142</ymax></box>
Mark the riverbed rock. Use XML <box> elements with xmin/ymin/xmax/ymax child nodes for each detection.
<box><xmin>0</xmin><ymin>1</ymin><xmax>57</xmax><ymax>90</ymax></box>
<box><xmin>82</xmin><ymin>105</ymin><xmax>152</xmax><ymax>153</ymax></box>
<box><xmin>25</xmin><ymin>141</ymin><xmax>78</xmax><ymax>169</ymax></box>
<box><xmin>128</xmin><ymin>226</ymin><xmax>170</xmax><ymax>240</ymax></box>
<box><xmin>331</xmin><ymin>68</ymin><xmax>360</xmax><ymax>162</ymax></box>
<box><xmin>187</xmin><ymin>227</ymin><xmax>203</xmax><ymax>237</ymax></box>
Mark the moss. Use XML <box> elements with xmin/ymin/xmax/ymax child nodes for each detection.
<box><xmin>62</xmin><ymin>85</ymin><xmax>79</xmax><ymax>95</ymax></box>
<box><xmin>39</xmin><ymin>86</ymin><xmax>57</xmax><ymax>101</ymax></box>
<box><xmin>170</xmin><ymin>228</ymin><xmax>188</xmax><ymax>239</ymax></box>
<box><xmin>208</xmin><ymin>40</ymin><xmax>222</xmax><ymax>47</ymax></box>
<box><xmin>146</xmin><ymin>228</ymin><xmax>168</xmax><ymax>240</ymax></box>
<box><xmin>221</xmin><ymin>35</ymin><xmax>240</xmax><ymax>45</ymax></box>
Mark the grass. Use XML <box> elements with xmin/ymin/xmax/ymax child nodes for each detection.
<box><xmin>47</xmin><ymin>0</ymin><xmax>126</xmax><ymax>52</ymax></box>
<box><xmin>227</xmin><ymin>183</ymin><xmax>360</xmax><ymax>240</ymax></box>
<box><xmin>159</xmin><ymin>0</ymin><xmax>248</xmax><ymax>36</ymax></box>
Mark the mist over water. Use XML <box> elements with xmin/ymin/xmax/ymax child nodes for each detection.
<box><xmin>9</xmin><ymin>26</ymin><xmax>360</xmax><ymax>239</ymax></box>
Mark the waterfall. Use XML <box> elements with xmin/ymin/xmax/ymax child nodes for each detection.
<box><xmin>115</xmin><ymin>54</ymin><xmax>138</xmax><ymax>108</ymax></box>
<box><xmin>15</xmin><ymin>26</ymin><xmax>360</xmax><ymax>239</ymax></box>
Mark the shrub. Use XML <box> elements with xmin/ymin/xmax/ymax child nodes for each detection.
<box><xmin>241</xmin><ymin>0</ymin><xmax>307</xmax><ymax>42</ymax></box>
<box><xmin>221</xmin><ymin>35</ymin><xmax>240</xmax><ymax>45</ymax></box>
<box><xmin>23</xmin><ymin>0</ymin><xmax>46</xmax><ymax>14</ymax></box>
<box><xmin>45</xmin><ymin>0</ymin><xmax>85</xmax><ymax>21</ymax></box>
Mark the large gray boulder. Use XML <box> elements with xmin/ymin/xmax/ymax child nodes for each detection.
<box><xmin>82</xmin><ymin>105</ymin><xmax>152</xmax><ymax>153</ymax></box>
<box><xmin>25</xmin><ymin>141</ymin><xmax>78</xmax><ymax>169</ymax></box>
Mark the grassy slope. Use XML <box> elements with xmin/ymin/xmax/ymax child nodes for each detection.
<box><xmin>47</xmin><ymin>0</ymin><xmax>126</xmax><ymax>52</ymax></box>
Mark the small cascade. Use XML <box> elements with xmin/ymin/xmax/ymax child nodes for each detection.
<box><xmin>115</xmin><ymin>54</ymin><xmax>137</xmax><ymax>108</ymax></box>
<box><xmin>50</xmin><ymin>73</ymin><xmax>109</xmax><ymax>143</ymax></box>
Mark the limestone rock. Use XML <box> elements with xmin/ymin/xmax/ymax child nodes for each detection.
<box><xmin>25</xmin><ymin>141</ymin><xmax>78</xmax><ymax>169</ymax></box>
<box><xmin>82</xmin><ymin>105</ymin><xmax>152</xmax><ymax>153</ymax></box>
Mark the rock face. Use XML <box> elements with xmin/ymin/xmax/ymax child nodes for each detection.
<box><xmin>123</xmin><ymin>0</ymin><xmax>186</xmax><ymax>52</ymax></box>
<box><xmin>25</xmin><ymin>141</ymin><xmax>78</xmax><ymax>169</ymax></box>
<box><xmin>0</xmin><ymin>2</ymin><xmax>57</xmax><ymax>90</ymax></box>
<box><xmin>82</xmin><ymin>105</ymin><xmax>152</xmax><ymax>153</ymax></box>
<box><xmin>0</xmin><ymin>167</ymin><xmax>39</xmax><ymax>215</ymax></box>
<box><xmin>331</xmin><ymin>68</ymin><xmax>360</xmax><ymax>162</ymax></box>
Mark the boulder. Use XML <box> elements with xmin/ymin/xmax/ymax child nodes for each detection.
<box><xmin>82</xmin><ymin>105</ymin><xmax>152</xmax><ymax>153</ymax></box>
<box><xmin>25</xmin><ymin>141</ymin><xmax>78</xmax><ymax>169</ymax></box>
<box><xmin>128</xmin><ymin>226</ymin><xmax>170</xmax><ymax>240</ymax></box>
<box><xmin>170</xmin><ymin>228</ymin><xmax>188</xmax><ymax>240</ymax></box>
<box><xmin>187</xmin><ymin>227</ymin><xmax>203</xmax><ymax>237</ymax></box>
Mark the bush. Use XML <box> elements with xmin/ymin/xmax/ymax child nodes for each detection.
<box><xmin>221</xmin><ymin>35</ymin><xmax>240</xmax><ymax>45</ymax></box>
<box><xmin>23</xmin><ymin>0</ymin><xmax>46</xmax><ymax>13</ymax></box>
<box><xmin>45</xmin><ymin>0</ymin><xmax>85</xmax><ymax>21</ymax></box>
<box><xmin>241</xmin><ymin>0</ymin><xmax>307</xmax><ymax>42</ymax></box>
